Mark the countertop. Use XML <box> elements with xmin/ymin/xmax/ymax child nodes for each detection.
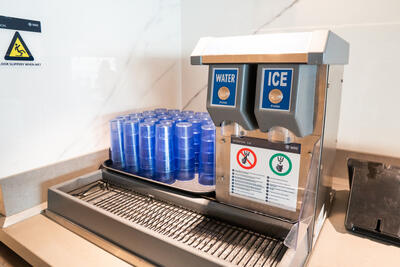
<box><xmin>0</xmin><ymin>177</ymin><xmax>398</xmax><ymax>267</ymax></box>
<box><xmin>307</xmin><ymin>178</ymin><xmax>399</xmax><ymax>267</ymax></box>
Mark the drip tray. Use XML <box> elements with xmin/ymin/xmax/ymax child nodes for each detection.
<box><xmin>47</xmin><ymin>169</ymin><xmax>294</xmax><ymax>267</ymax></box>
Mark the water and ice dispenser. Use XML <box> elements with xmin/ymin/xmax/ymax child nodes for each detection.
<box><xmin>192</xmin><ymin>30</ymin><xmax>349</xmax><ymax>252</ymax></box>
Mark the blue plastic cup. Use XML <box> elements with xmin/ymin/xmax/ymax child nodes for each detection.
<box><xmin>174</xmin><ymin>122</ymin><xmax>195</xmax><ymax>180</ymax></box>
<box><xmin>199</xmin><ymin>124</ymin><xmax>216</xmax><ymax>185</ymax></box>
<box><xmin>139</xmin><ymin>122</ymin><xmax>155</xmax><ymax>178</ymax></box>
<box><xmin>201</xmin><ymin>124</ymin><xmax>215</xmax><ymax>143</ymax></box>
<box><xmin>155</xmin><ymin>123</ymin><xmax>174</xmax><ymax>162</ymax></box>
<box><xmin>123</xmin><ymin>119</ymin><xmax>140</xmax><ymax>173</ymax></box>
<box><xmin>188</xmin><ymin>118</ymin><xmax>202</xmax><ymax>173</ymax></box>
<box><xmin>110</xmin><ymin>118</ymin><xmax>125</xmax><ymax>169</ymax></box>
<box><xmin>155</xmin><ymin>123</ymin><xmax>175</xmax><ymax>184</ymax></box>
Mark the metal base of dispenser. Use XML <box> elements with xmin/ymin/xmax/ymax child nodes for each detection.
<box><xmin>46</xmin><ymin>169</ymin><xmax>312</xmax><ymax>267</ymax></box>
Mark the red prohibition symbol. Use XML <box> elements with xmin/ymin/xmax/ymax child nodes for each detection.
<box><xmin>237</xmin><ymin>148</ymin><xmax>257</xmax><ymax>169</ymax></box>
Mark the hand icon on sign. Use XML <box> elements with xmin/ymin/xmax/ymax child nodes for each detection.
<box><xmin>276</xmin><ymin>156</ymin><xmax>284</xmax><ymax>172</ymax></box>
<box><xmin>241</xmin><ymin>151</ymin><xmax>250</xmax><ymax>165</ymax></box>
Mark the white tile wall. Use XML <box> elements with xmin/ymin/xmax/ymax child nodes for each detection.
<box><xmin>180</xmin><ymin>0</ymin><xmax>400</xmax><ymax>158</ymax></box>
<box><xmin>1</xmin><ymin>0</ymin><xmax>400</xmax><ymax>178</ymax></box>
<box><xmin>0</xmin><ymin>0</ymin><xmax>181</xmax><ymax>177</ymax></box>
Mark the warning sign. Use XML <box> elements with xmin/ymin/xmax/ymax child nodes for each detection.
<box><xmin>237</xmin><ymin>148</ymin><xmax>257</xmax><ymax>169</ymax></box>
<box><xmin>0</xmin><ymin>16</ymin><xmax>41</xmax><ymax>67</ymax></box>
<box><xmin>4</xmin><ymin>31</ymin><xmax>34</xmax><ymax>61</ymax></box>
<box><xmin>230</xmin><ymin>136</ymin><xmax>301</xmax><ymax>211</ymax></box>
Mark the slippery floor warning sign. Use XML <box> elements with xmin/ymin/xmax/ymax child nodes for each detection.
<box><xmin>4</xmin><ymin>31</ymin><xmax>34</xmax><ymax>61</ymax></box>
<box><xmin>0</xmin><ymin>16</ymin><xmax>41</xmax><ymax>67</ymax></box>
<box><xmin>230</xmin><ymin>136</ymin><xmax>301</xmax><ymax>211</ymax></box>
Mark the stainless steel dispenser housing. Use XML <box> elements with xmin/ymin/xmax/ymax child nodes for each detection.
<box><xmin>191</xmin><ymin>30</ymin><xmax>349</xmax><ymax>255</ymax></box>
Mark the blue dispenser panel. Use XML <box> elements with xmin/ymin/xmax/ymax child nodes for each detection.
<box><xmin>261</xmin><ymin>68</ymin><xmax>293</xmax><ymax>111</ymax></box>
<box><xmin>210</xmin><ymin>68</ymin><xmax>238</xmax><ymax>107</ymax></box>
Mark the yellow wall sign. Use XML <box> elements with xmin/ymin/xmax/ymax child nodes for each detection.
<box><xmin>4</xmin><ymin>31</ymin><xmax>34</xmax><ymax>61</ymax></box>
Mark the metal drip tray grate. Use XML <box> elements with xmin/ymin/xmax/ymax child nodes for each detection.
<box><xmin>70</xmin><ymin>180</ymin><xmax>287</xmax><ymax>267</ymax></box>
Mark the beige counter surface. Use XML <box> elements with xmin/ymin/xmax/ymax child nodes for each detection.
<box><xmin>0</xmin><ymin>177</ymin><xmax>398</xmax><ymax>266</ymax></box>
<box><xmin>0</xmin><ymin>214</ymin><xmax>131</xmax><ymax>267</ymax></box>
<box><xmin>307</xmin><ymin>178</ymin><xmax>399</xmax><ymax>267</ymax></box>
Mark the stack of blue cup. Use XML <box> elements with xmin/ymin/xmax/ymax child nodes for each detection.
<box><xmin>199</xmin><ymin>124</ymin><xmax>216</xmax><ymax>185</ymax></box>
<box><xmin>155</xmin><ymin>122</ymin><xmax>175</xmax><ymax>184</ymax></box>
<box><xmin>109</xmin><ymin>108</ymin><xmax>217</xmax><ymax>186</ymax></box>
<box><xmin>174</xmin><ymin>122</ymin><xmax>195</xmax><ymax>180</ymax></box>
<box><xmin>123</xmin><ymin>118</ymin><xmax>140</xmax><ymax>173</ymax></box>
<box><xmin>139</xmin><ymin>122</ymin><xmax>155</xmax><ymax>178</ymax></box>
<box><xmin>110</xmin><ymin>118</ymin><xmax>125</xmax><ymax>169</ymax></box>
<box><xmin>189</xmin><ymin>118</ymin><xmax>202</xmax><ymax>172</ymax></box>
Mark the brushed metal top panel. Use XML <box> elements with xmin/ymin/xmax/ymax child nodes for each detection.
<box><xmin>191</xmin><ymin>30</ymin><xmax>349</xmax><ymax>65</ymax></box>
